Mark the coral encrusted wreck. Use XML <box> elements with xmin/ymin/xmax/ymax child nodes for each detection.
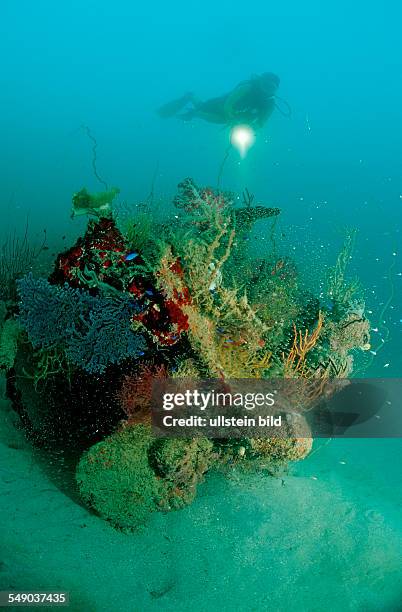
<box><xmin>4</xmin><ymin>177</ymin><xmax>371</xmax><ymax>530</ymax></box>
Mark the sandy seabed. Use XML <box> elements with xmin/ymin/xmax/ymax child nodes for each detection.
<box><xmin>1</xmin><ymin>375</ymin><xmax>401</xmax><ymax>612</ymax></box>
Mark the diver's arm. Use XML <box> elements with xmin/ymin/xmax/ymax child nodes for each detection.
<box><xmin>255</xmin><ymin>97</ymin><xmax>276</xmax><ymax>127</ymax></box>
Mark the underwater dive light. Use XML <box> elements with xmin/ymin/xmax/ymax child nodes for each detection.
<box><xmin>230</xmin><ymin>125</ymin><xmax>255</xmax><ymax>157</ymax></box>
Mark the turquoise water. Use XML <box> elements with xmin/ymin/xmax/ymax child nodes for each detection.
<box><xmin>1</xmin><ymin>1</ymin><xmax>402</xmax><ymax>610</ymax></box>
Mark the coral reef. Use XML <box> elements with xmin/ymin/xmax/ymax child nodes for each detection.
<box><xmin>76</xmin><ymin>425</ymin><xmax>170</xmax><ymax>530</ymax></box>
<box><xmin>283</xmin><ymin>312</ymin><xmax>324</xmax><ymax>377</ymax></box>
<box><xmin>77</xmin><ymin>426</ymin><xmax>214</xmax><ymax>530</ymax></box>
<box><xmin>71</xmin><ymin>186</ymin><xmax>120</xmax><ymax>218</ymax></box>
<box><xmin>0</xmin><ymin>308</ymin><xmax>21</xmax><ymax>370</ymax></box>
<box><xmin>0</xmin><ymin>320</ymin><xmax>20</xmax><ymax>370</ymax></box>
<box><xmin>6</xmin><ymin>178</ymin><xmax>372</xmax><ymax>530</ymax></box>
<box><xmin>117</xmin><ymin>363</ymin><xmax>167</xmax><ymax>425</ymax></box>
<box><xmin>17</xmin><ymin>274</ymin><xmax>146</xmax><ymax>374</ymax></box>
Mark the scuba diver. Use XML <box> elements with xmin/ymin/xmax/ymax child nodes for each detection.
<box><xmin>157</xmin><ymin>72</ymin><xmax>289</xmax><ymax>129</ymax></box>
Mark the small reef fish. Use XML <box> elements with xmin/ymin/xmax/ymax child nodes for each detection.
<box><xmin>125</xmin><ymin>252</ymin><xmax>139</xmax><ymax>262</ymax></box>
<box><xmin>224</xmin><ymin>336</ymin><xmax>248</xmax><ymax>347</ymax></box>
<box><xmin>271</xmin><ymin>260</ymin><xmax>285</xmax><ymax>275</ymax></box>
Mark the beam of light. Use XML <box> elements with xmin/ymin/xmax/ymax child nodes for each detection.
<box><xmin>230</xmin><ymin>124</ymin><xmax>255</xmax><ymax>158</ymax></box>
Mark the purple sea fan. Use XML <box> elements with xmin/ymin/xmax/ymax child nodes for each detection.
<box><xmin>17</xmin><ymin>273</ymin><xmax>146</xmax><ymax>374</ymax></box>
